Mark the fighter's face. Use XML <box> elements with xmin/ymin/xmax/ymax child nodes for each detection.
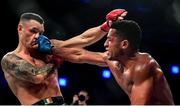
<box><xmin>18</xmin><ymin>20</ymin><xmax>44</xmax><ymax>50</ymax></box>
<box><xmin>104</xmin><ymin>29</ymin><xmax>123</xmax><ymax>60</ymax></box>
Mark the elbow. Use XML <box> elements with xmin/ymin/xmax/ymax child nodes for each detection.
<box><xmin>67</xmin><ymin>50</ymin><xmax>85</xmax><ymax>63</ymax></box>
<box><xmin>73</xmin><ymin>55</ymin><xmax>84</xmax><ymax>63</ymax></box>
<box><xmin>65</xmin><ymin>54</ymin><xmax>84</xmax><ymax>64</ymax></box>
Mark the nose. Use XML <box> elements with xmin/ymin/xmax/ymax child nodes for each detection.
<box><xmin>34</xmin><ymin>33</ymin><xmax>40</xmax><ymax>39</ymax></box>
<box><xmin>104</xmin><ymin>40</ymin><xmax>108</xmax><ymax>49</ymax></box>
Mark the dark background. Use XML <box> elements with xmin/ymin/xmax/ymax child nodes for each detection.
<box><xmin>0</xmin><ymin>0</ymin><xmax>180</xmax><ymax>105</ymax></box>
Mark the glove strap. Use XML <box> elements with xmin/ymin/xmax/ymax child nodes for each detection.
<box><xmin>100</xmin><ymin>22</ymin><xmax>109</xmax><ymax>32</ymax></box>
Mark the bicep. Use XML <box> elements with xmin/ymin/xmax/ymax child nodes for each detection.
<box><xmin>53</xmin><ymin>47</ymin><xmax>107</xmax><ymax>67</ymax></box>
<box><xmin>78</xmin><ymin>51</ymin><xmax>107</xmax><ymax>67</ymax></box>
<box><xmin>58</xmin><ymin>26</ymin><xmax>106</xmax><ymax>48</ymax></box>
<box><xmin>1</xmin><ymin>56</ymin><xmax>48</xmax><ymax>84</ymax></box>
<box><xmin>131</xmin><ymin>73</ymin><xmax>154</xmax><ymax>104</ymax></box>
<box><xmin>78</xmin><ymin>26</ymin><xmax>107</xmax><ymax>47</ymax></box>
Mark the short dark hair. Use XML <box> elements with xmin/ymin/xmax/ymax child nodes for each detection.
<box><xmin>20</xmin><ymin>12</ymin><xmax>44</xmax><ymax>24</ymax></box>
<box><xmin>110</xmin><ymin>20</ymin><xmax>142</xmax><ymax>51</ymax></box>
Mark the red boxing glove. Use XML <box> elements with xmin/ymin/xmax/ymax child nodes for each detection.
<box><xmin>52</xmin><ymin>56</ymin><xmax>64</xmax><ymax>67</ymax></box>
<box><xmin>101</xmin><ymin>9</ymin><xmax>126</xmax><ymax>32</ymax></box>
<box><xmin>101</xmin><ymin>22</ymin><xmax>109</xmax><ymax>32</ymax></box>
<box><xmin>106</xmin><ymin>9</ymin><xmax>126</xmax><ymax>21</ymax></box>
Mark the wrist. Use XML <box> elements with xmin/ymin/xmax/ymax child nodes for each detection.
<box><xmin>100</xmin><ymin>22</ymin><xmax>109</xmax><ymax>32</ymax></box>
<box><xmin>50</xmin><ymin>45</ymin><xmax>54</xmax><ymax>54</ymax></box>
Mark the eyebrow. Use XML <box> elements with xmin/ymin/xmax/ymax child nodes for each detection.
<box><xmin>31</xmin><ymin>27</ymin><xmax>39</xmax><ymax>31</ymax></box>
<box><xmin>30</xmin><ymin>27</ymin><xmax>44</xmax><ymax>33</ymax></box>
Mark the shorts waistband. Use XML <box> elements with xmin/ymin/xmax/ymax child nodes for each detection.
<box><xmin>33</xmin><ymin>96</ymin><xmax>65</xmax><ymax>105</ymax></box>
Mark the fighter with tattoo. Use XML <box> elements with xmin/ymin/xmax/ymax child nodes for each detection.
<box><xmin>1</xmin><ymin>10</ymin><xmax>127</xmax><ymax>105</ymax></box>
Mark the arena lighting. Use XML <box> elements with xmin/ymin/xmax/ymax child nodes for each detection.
<box><xmin>80</xmin><ymin>0</ymin><xmax>92</xmax><ymax>4</ymax></box>
<box><xmin>102</xmin><ymin>69</ymin><xmax>111</xmax><ymax>79</ymax></box>
<box><xmin>59</xmin><ymin>77</ymin><xmax>67</xmax><ymax>87</ymax></box>
<box><xmin>170</xmin><ymin>65</ymin><xmax>179</xmax><ymax>75</ymax></box>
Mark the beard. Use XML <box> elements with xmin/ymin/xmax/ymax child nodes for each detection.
<box><xmin>108</xmin><ymin>49</ymin><xmax>124</xmax><ymax>61</ymax></box>
<box><xmin>29</xmin><ymin>48</ymin><xmax>48</xmax><ymax>62</ymax></box>
<box><xmin>107</xmin><ymin>51</ymin><xmax>116</xmax><ymax>60</ymax></box>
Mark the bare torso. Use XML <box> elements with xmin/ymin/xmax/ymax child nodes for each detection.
<box><xmin>107</xmin><ymin>52</ymin><xmax>174</xmax><ymax>105</ymax></box>
<box><xmin>1</xmin><ymin>52</ymin><xmax>62</xmax><ymax>105</ymax></box>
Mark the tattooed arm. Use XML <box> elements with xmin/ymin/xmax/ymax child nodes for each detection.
<box><xmin>1</xmin><ymin>53</ymin><xmax>55</xmax><ymax>84</ymax></box>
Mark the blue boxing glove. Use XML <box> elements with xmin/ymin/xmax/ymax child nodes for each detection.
<box><xmin>36</xmin><ymin>35</ymin><xmax>53</xmax><ymax>54</ymax></box>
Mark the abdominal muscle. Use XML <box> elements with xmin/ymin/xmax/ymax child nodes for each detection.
<box><xmin>5</xmin><ymin>71</ymin><xmax>62</xmax><ymax>105</ymax></box>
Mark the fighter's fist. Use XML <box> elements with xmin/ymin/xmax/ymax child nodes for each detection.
<box><xmin>106</xmin><ymin>9</ymin><xmax>126</xmax><ymax>21</ymax></box>
<box><xmin>101</xmin><ymin>9</ymin><xmax>127</xmax><ymax>32</ymax></box>
<box><xmin>52</xmin><ymin>56</ymin><xmax>64</xmax><ymax>67</ymax></box>
<box><xmin>36</xmin><ymin>35</ymin><xmax>53</xmax><ymax>54</ymax></box>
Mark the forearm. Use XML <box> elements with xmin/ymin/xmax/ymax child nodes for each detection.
<box><xmin>77</xmin><ymin>51</ymin><xmax>108</xmax><ymax>67</ymax></box>
<box><xmin>52</xmin><ymin>45</ymin><xmax>107</xmax><ymax>67</ymax></box>
<box><xmin>60</xmin><ymin>26</ymin><xmax>107</xmax><ymax>48</ymax></box>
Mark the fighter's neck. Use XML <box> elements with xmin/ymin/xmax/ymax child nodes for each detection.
<box><xmin>15</xmin><ymin>43</ymin><xmax>40</xmax><ymax>59</ymax></box>
<box><xmin>14</xmin><ymin>46</ymin><xmax>48</xmax><ymax>67</ymax></box>
<box><xmin>15</xmin><ymin>44</ymin><xmax>31</xmax><ymax>56</ymax></box>
<box><xmin>118</xmin><ymin>52</ymin><xmax>139</xmax><ymax>68</ymax></box>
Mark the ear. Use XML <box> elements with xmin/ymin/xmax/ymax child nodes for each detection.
<box><xmin>18</xmin><ymin>24</ymin><xmax>23</xmax><ymax>32</ymax></box>
<box><xmin>121</xmin><ymin>40</ymin><xmax>129</xmax><ymax>49</ymax></box>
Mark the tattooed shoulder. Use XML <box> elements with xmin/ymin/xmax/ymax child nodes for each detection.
<box><xmin>1</xmin><ymin>52</ymin><xmax>56</xmax><ymax>83</ymax></box>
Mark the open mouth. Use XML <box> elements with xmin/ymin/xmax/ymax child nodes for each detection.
<box><xmin>32</xmin><ymin>39</ymin><xmax>38</xmax><ymax>45</ymax></box>
<box><xmin>32</xmin><ymin>42</ymin><xmax>37</xmax><ymax>46</ymax></box>
<box><xmin>31</xmin><ymin>41</ymin><xmax>38</xmax><ymax>48</ymax></box>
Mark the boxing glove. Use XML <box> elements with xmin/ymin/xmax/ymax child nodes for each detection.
<box><xmin>36</xmin><ymin>35</ymin><xmax>53</xmax><ymax>54</ymax></box>
<box><xmin>101</xmin><ymin>9</ymin><xmax>126</xmax><ymax>32</ymax></box>
<box><xmin>52</xmin><ymin>56</ymin><xmax>64</xmax><ymax>67</ymax></box>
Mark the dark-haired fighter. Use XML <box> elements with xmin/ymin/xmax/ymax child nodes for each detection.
<box><xmin>102</xmin><ymin>20</ymin><xmax>174</xmax><ymax>105</ymax></box>
<box><xmin>48</xmin><ymin>20</ymin><xmax>174</xmax><ymax>105</ymax></box>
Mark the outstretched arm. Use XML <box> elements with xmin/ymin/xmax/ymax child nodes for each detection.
<box><xmin>51</xmin><ymin>39</ymin><xmax>107</xmax><ymax>67</ymax></box>
<box><xmin>60</xmin><ymin>26</ymin><xmax>106</xmax><ymax>48</ymax></box>
<box><xmin>59</xmin><ymin>9</ymin><xmax>127</xmax><ymax>48</ymax></box>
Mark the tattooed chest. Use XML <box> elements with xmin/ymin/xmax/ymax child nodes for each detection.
<box><xmin>114</xmin><ymin>63</ymin><xmax>134</xmax><ymax>94</ymax></box>
<box><xmin>11</xmin><ymin>53</ymin><xmax>56</xmax><ymax>75</ymax></box>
